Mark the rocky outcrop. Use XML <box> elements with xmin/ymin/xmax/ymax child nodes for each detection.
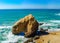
<box><xmin>12</xmin><ymin>14</ymin><xmax>60</xmax><ymax>43</ymax></box>
<box><xmin>12</xmin><ymin>14</ymin><xmax>39</xmax><ymax>37</ymax></box>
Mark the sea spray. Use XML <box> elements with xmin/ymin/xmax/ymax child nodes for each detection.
<box><xmin>0</xmin><ymin>25</ymin><xmax>29</xmax><ymax>43</ymax></box>
<box><xmin>1</xmin><ymin>31</ymin><xmax>28</xmax><ymax>43</ymax></box>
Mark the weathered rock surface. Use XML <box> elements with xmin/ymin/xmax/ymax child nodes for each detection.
<box><xmin>12</xmin><ymin>14</ymin><xmax>39</xmax><ymax>37</ymax></box>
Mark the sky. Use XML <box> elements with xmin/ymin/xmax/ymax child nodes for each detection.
<box><xmin>0</xmin><ymin>0</ymin><xmax>60</xmax><ymax>9</ymax></box>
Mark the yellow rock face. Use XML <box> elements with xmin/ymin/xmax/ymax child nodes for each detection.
<box><xmin>12</xmin><ymin>14</ymin><xmax>39</xmax><ymax>37</ymax></box>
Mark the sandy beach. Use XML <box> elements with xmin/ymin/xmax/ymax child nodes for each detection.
<box><xmin>35</xmin><ymin>31</ymin><xmax>60</xmax><ymax>43</ymax></box>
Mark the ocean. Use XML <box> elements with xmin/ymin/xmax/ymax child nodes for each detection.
<box><xmin>0</xmin><ymin>9</ymin><xmax>60</xmax><ymax>43</ymax></box>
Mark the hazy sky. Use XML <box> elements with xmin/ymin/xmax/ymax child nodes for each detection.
<box><xmin>0</xmin><ymin>0</ymin><xmax>60</xmax><ymax>9</ymax></box>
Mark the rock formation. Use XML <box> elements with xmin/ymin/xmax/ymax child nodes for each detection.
<box><xmin>12</xmin><ymin>14</ymin><xmax>39</xmax><ymax>37</ymax></box>
<box><xmin>12</xmin><ymin>14</ymin><xmax>60</xmax><ymax>43</ymax></box>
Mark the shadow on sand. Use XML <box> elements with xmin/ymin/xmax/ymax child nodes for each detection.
<box><xmin>25</xmin><ymin>30</ymin><xmax>49</xmax><ymax>38</ymax></box>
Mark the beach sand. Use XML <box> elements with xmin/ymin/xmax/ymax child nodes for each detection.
<box><xmin>35</xmin><ymin>31</ymin><xmax>60</xmax><ymax>43</ymax></box>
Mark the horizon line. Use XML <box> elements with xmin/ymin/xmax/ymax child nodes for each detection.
<box><xmin>0</xmin><ymin>8</ymin><xmax>60</xmax><ymax>9</ymax></box>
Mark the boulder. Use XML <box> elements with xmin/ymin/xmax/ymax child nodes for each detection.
<box><xmin>12</xmin><ymin>14</ymin><xmax>39</xmax><ymax>37</ymax></box>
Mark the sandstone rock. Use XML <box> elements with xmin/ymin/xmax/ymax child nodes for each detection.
<box><xmin>12</xmin><ymin>14</ymin><xmax>39</xmax><ymax>37</ymax></box>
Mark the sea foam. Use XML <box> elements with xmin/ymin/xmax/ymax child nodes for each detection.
<box><xmin>56</xmin><ymin>13</ymin><xmax>60</xmax><ymax>16</ymax></box>
<box><xmin>50</xmin><ymin>20</ymin><xmax>60</xmax><ymax>23</ymax></box>
<box><xmin>0</xmin><ymin>25</ymin><xmax>28</xmax><ymax>43</ymax></box>
<box><xmin>0</xmin><ymin>26</ymin><xmax>12</xmax><ymax>29</ymax></box>
<box><xmin>1</xmin><ymin>32</ymin><xmax>28</xmax><ymax>43</ymax></box>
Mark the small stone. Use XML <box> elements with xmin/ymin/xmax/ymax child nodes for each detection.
<box><xmin>33</xmin><ymin>36</ymin><xmax>40</xmax><ymax>40</ymax></box>
<box><xmin>24</xmin><ymin>38</ymin><xmax>33</xmax><ymax>43</ymax></box>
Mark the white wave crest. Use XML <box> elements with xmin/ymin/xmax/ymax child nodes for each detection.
<box><xmin>50</xmin><ymin>20</ymin><xmax>60</xmax><ymax>23</ymax></box>
<box><xmin>56</xmin><ymin>13</ymin><xmax>60</xmax><ymax>16</ymax></box>
<box><xmin>1</xmin><ymin>32</ymin><xmax>28</xmax><ymax>43</ymax></box>
<box><xmin>0</xmin><ymin>26</ymin><xmax>12</xmax><ymax>29</ymax></box>
<box><xmin>41</xmin><ymin>23</ymin><xmax>57</xmax><ymax>26</ymax></box>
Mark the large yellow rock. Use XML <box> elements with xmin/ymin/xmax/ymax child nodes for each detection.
<box><xmin>12</xmin><ymin>14</ymin><xmax>39</xmax><ymax>37</ymax></box>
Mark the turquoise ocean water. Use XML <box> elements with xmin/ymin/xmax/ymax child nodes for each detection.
<box><xmin>0</xmin><ymin>9</ymin><xmax>60</xmax><ymax>43</ymax></box>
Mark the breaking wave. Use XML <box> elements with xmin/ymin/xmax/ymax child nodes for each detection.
<box><xmin>55</xmin><ymin>13</ymin><xmax>60</xmax><ymax>16</ymax></box>
<box><xmin>1</xmin><ymin>32</ymin><xmax>27</xmax><ymax>43</ymax></box>
<box><xmin>0</xmin><ymin>26</ymin><xmax>12</xmax><ymax>29</ymax></box>
<box><xmin>0</xmin><ymin>25</ymin><xmax>28</xmax><ymax>43</ymax></box>
<box><xmin>50</xmin><ymin>20</ymin><xmax>60</xmax><ymax>23</ymax></box>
